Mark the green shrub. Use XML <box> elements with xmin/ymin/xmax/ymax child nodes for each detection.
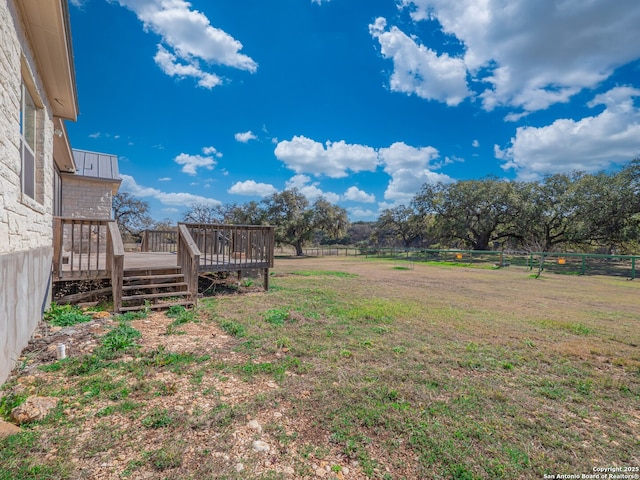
<box><xmin>264</xmin><ymin>309</ymin><xmax>289</xmax><ymax>326</ymax></box>
<box><xmin>219</xmin><ymin>320</ymin><xmax>246</xmax><ymax>337</ymax></box>
<box><xmin>99</xmin><ymin>323</ymin><xmax>142</xmax><ymax>354</ymax></box>
<box><xmin>45</xmin><ymin>303</ymin><xmax>91</xmax><ymax>327</ymax></box>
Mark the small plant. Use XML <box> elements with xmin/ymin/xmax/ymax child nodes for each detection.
<box><xmin>141</xmin><ymin>408</ymin><xmax>174</xmax><ymax>429</ymax></box>
<box><xmin>99</xmin><ymin>322</ymin><xmax>142</xmax><ymax>355</ymax></box>
<box><xmin>45</xmin><ymin>303</ymin><xmax>92</xmax><ymax>327</ymax></box>
<box><xmin>219</xmin><ymin>320</ymin><xmax>246</xmax><ymax>337</ymax></box>
<box><xmin>264</xmin><ymin>308</ymin><xmax>289</xmax><ymax>326</ymax></box>
<box><xmin>166</xmin><ymin>305</ymin><xmax>187</xmax><ymax>318</ymax></box>
<box><xmin>0</xmin><ymin>392</ymin><xmax>28</xmax><ymax>420</ymax></box>
<box><xmin>241</xmin><ymin>278</ymin><xmax>255</xmax><ymax>287</ymax></box>
<box><xmin>146</xmin><ymin>446</ymin><xmax>183</xmax><ymax>471</ymax></box>
<box><xmin>165</xmin><ymin>307</ymin><xmax>196</xmax><ymax>335</ymax></box>
<box><xmin>116</xmin><ymin>310</ymin><xmax>148</xmax><ymax>321</ymax></box>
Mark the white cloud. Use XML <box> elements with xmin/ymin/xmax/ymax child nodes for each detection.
<box><xmin>472</xmin><ymin>139</ymin><xmax>479</xmax><ymax>148</ymax></box>
<box><xmin>348</xmin><ymin>207</ymin><xmax>377</xmax><ymax>220</ymax></box>
<box><xmin>276</xmin><ymin>137</ymin><xmax>449</xmax><ymax>206</ymax></box>
<box><xmin>275</xmin><ymin>135</ymin><xmax>379</xmax><ymax>178</ymax></box>
<box><xmin>158</xmin><ymin>177</ymin><xmax>172</xmax><ymax>181</ymax></box>
<box><xmin>89</xmin><ymin>132</ymin><xmax>101</xmax><ymax>139</ymax></box>
<box><xmin>396</xmin><ymin>0</ymin><xmax>640</xmax><ymax>114</ymax></box>
<box><xmin>235</xmin><ymin>131</ymin><xmax>257</xmax><ymax>143</ymax></box>
<box><xmin>369</xmin><ymin>17</ymin><xmax>470</xmax><ymax>106</ymax></box>
<box><xmin>343</xmin><ymin>186</ymin><xmax>375</xmax><ymax>203</ymax></box>
<box><xmin>121</xmin><ymin>174</ymin><xmax>220</xmax><ymax>207</ymax></box>
<box><xmin>174</xmin><ymin>154</ymin><xmax>215</xmax><ymax>175</ymax></box>
<box><xmin>114</xmin><ymin>0</ymin><xmax>257</xmax><ymax>88</ymax></box>
<box><xmin>202</xmin><ymin>146</ymin><xmax>223</xmax><ymax>157</ymax></box>
<box><xmin>496</xmin><ymin>86</ymin><xmax>640</xmax><ymax>179</ymax></box>
<box><xmin>228</xmin><ymin>180</ymin><xmax>278</xmax><ymax>197</ymax></box>
<box><xmin>311</xmin><ymin>0</ymin><xmax>330</xmax><ymax>4</ymax></box>
<box><xmin>173</xmin><ymin>146</ymin><xmax>222</xmax><ymax>175</ymax></box>
<box><xmin>379</xmin><ymin>142</ymin><xmax>451</xmax><ymax>203</ymax></box>
<box><xmin>154</xmin><ymin>45</ymin><xmax>221</xmax><ymax>89</ymax></box>
<box><xmin>285</xmin><ymin>174</ymin><xmax>340</xmax><ymax>203</ymax></box>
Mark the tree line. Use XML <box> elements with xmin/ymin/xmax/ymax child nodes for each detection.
<box><xmin>114</xmin><ymin>159</ymin><xmax>639</xmax><ymax>255</ymax></box>
<box><xmin>376</xmin><ymin>160</ymin><xmax>640</xmax><ymax>254</ymax></box>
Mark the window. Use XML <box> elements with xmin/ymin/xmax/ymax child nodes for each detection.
<box><xmin>20</xmin><ymin>82</ymin><xmax>37</xmax><ymax>200</ymax></box>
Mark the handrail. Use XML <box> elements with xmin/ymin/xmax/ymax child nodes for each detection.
<box><xmin>177</xmin><ymin>224</ymin><xmax>201</xmax><ymax>305</ymax></box>
<box><xmin>182</xmin><ymin>223</ymin><xmax>275</xmax><ymax>271</ymax></box>
<box><xmin>140</xmin><ymin>229</ymin><xmax>178</xmax><ymax>253</ymax></box>
<box><xmin>52</xmin><ymin>217</ymin><xmax>110</xmax><ymax>280</ymax></box>
<box><xmin>107</xmin><ymin>221</ymin><xmax>124</xmax><ymax>312</ymax></box>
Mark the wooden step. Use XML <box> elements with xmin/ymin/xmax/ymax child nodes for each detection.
<box><xmin>124</xmin><ymin>267</ymin><xmax>181</xmax><ymax>276</ymax></box>
<box><xmin>121</xmin><ymin>291</ymin><xmax>191</xmax><ymax>302</ymax></box>
<box><xmin>119</xmin><ymin>300</ymin><xmax>194</xmax><ymax>312</ymax></box>
<box><xmin>122</xmin><ymin>282</ymin><xmax>189</xmax><ymax>292</ymax></box>
<box><xmin>123</xmin><ymin>273</ymin><xmax>185</xmax><ymax>282</ymax></box>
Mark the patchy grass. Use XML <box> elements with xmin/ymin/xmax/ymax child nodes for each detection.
<box><xmin>44</xmin><ymin>303</ymin><xmax>92</xmax><ymax>327</ymax></box>
<box><xmin>1</xmin><ymin>256</ymin><xmax>639</xmax><ymax>479</ymax></box>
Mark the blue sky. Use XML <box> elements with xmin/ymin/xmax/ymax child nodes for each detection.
<box><xmin>67</xmin><ymin>0</ymin><xmax>640</xmax><ymax>222</ymax></box>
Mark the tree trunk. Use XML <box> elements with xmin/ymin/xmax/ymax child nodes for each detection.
<box><xmin>294</xmin><ymin>242</ymin><xmax>304</xmax><ymax>256</ymax></box>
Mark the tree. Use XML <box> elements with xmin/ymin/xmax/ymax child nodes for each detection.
<box><xmin>112</xmin><ymin>192</ymin><xmax>152</xmax><ymax>240</ymax></box>
<box><xmin>182</xmin><ymin>202</ymin><xmax>225</xmax><ymax>224</ymax></box>
<box><xmin>578</xmin><ymin>167</ymin><xmax>640</xmax><ymax>252</ymax></box>
<box><xmin>375</xmin><ymin>205</ymin><xmax>430</xmax><ymax>247</ymax></box>
<box><xmin>516</xmin><ymin>173</ymin><xmax>588</xmax><ymax>252</ymax></box>
<box><xmin>224</xmin><ymin>201</ymin><xmax>266</xmax><ymax>225</ymax></box>
<box><xmin>262</xmin><ymin>189</ymin><xmax>349</xmax><ymax>255</ymax></box>
<box><xmin>413</xmin><ymin>178</ymin><xmax>521</xmax><ymax>250</ymax></box>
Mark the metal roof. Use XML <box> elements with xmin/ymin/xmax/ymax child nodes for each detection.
<box><xmin>71</xmin><ymin>149</ymin><xmax>120</xmax><ymax>183</ymax></box>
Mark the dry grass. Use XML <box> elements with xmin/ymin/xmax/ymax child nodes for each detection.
<box><xmin>1</xmin><ymin>256</ymin><xmax>639</xmax><ymax>479</ymax></box>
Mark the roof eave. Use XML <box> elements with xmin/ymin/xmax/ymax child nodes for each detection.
<box><xmin>17</xmin><ymin>0</ymin><xmax>79</xmax><ymax>121</ymax></box>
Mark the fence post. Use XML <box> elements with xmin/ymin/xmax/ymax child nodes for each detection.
<box><xmin>632</xmin><ymin>257</ymin><xmax>636</xmax><ymax>280</ymax></box>
<box><xmin>581</xmin><ymin>255</ymin><xmax>586</xmax><ymax>275</ymax></box>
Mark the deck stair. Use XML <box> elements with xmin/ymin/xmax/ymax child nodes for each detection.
<box><xmin>120</xmin><ymin>266</ymin><xmax>194</xmax><ymax>312</ymax></box>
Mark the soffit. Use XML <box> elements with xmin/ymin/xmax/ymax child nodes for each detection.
<box><xmin>17</xmin><ymin>0</ymin><xmax>78</xmax><ymax>121</ymax></box>
<box><xmin>53</xmin><ymin>117</ymin><xmax>76</xmax><ymax>173</ymax></box>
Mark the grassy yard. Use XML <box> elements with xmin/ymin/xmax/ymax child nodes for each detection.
<box><xmin>1</xmin><ymin>256</ymin><xmax>639</xmax><ymax>479</ymax></box>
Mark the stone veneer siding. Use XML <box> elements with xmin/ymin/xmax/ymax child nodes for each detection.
<box><xmin>61</xmin><ymin>175</ymin><xmax>113</xmax><ymax>219</ymax></box>
<box><xmin>0</xmin><ymin>0</ymin><xmax>58</xmax><ymax>384</ymax></box>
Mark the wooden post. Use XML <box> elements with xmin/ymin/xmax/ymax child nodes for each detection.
<box><xmin>263</xmin><ymin>268</ymin><xmax>270</xmax><ymax>291</ymax></box>
<box><xmin>107</xmin><ymin>221</ymin><xmax>125</xmax><ymax>313</ymax></box>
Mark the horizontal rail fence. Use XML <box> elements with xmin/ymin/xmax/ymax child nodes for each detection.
<box><xmin>182</xmin><ymin>223</ymin><xmax>275</xmax><ymax>272</ymax></box>
<box><xmin>140</xmin><ymin>230</ymin><xmax>178</xmax><ymax>253</ymax></box>
<box><xmin>53</xmin><ymin>217</ymin><xmax>111</xmax><ymax>280</ymax></box>
<box><xmin>302</xmin><ymin>247</ymin><xmax>638</xmax><ymax>279</ymax></box>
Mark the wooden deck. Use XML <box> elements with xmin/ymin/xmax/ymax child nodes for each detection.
<box><xmin>56</xmin><ymin>251</ymin><xmax>274</xmax><ymax>277</ymax></box>
<box><xmin>52</xmin><ymin>218</ymin><xmax>275</xmax><ymax>311</ymax></box>
<box><xmin>126</xmin><ymin>252</ymin><xmax>272</xmax><ymax>272</ymax></box>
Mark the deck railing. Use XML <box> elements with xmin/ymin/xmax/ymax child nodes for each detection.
<box><xmin>177</xmin><ymin>224</ymin><xmax>200</xmax><ymax>304</ymax></box>
<box><xmin>181</xmin><ymin>223</ymin><xmax>275</xmax><ymax>272</ymax></box>
<box><xmin>140</xmin><ymin>229</ymin><xmax>178</xmax><ymax>253</ymax></box>
<box><xmin>53</xmin><ymin>217</ymin><xmax>125</xmax><ymax>308</ymax></box>
<box><xmin>53</xmin><ymin>217</ymin><xmax>111</xmax><ymax>280</ymax></box>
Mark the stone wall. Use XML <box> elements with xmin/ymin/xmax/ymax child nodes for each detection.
<box><xmin>0</xmin><ymin>0</ymin><xmax>58</xmax><ymax>384</ymax></box>
<box><xmin>61</xmin><ymin>175</ymin><xmax>113</xmax><ymax>219</ymax></box>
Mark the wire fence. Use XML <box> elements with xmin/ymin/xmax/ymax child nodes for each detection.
<box><xmin>300</xmin><ymin>247</ymin><xmax>638</xmax><ymax>280</ymax></box>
